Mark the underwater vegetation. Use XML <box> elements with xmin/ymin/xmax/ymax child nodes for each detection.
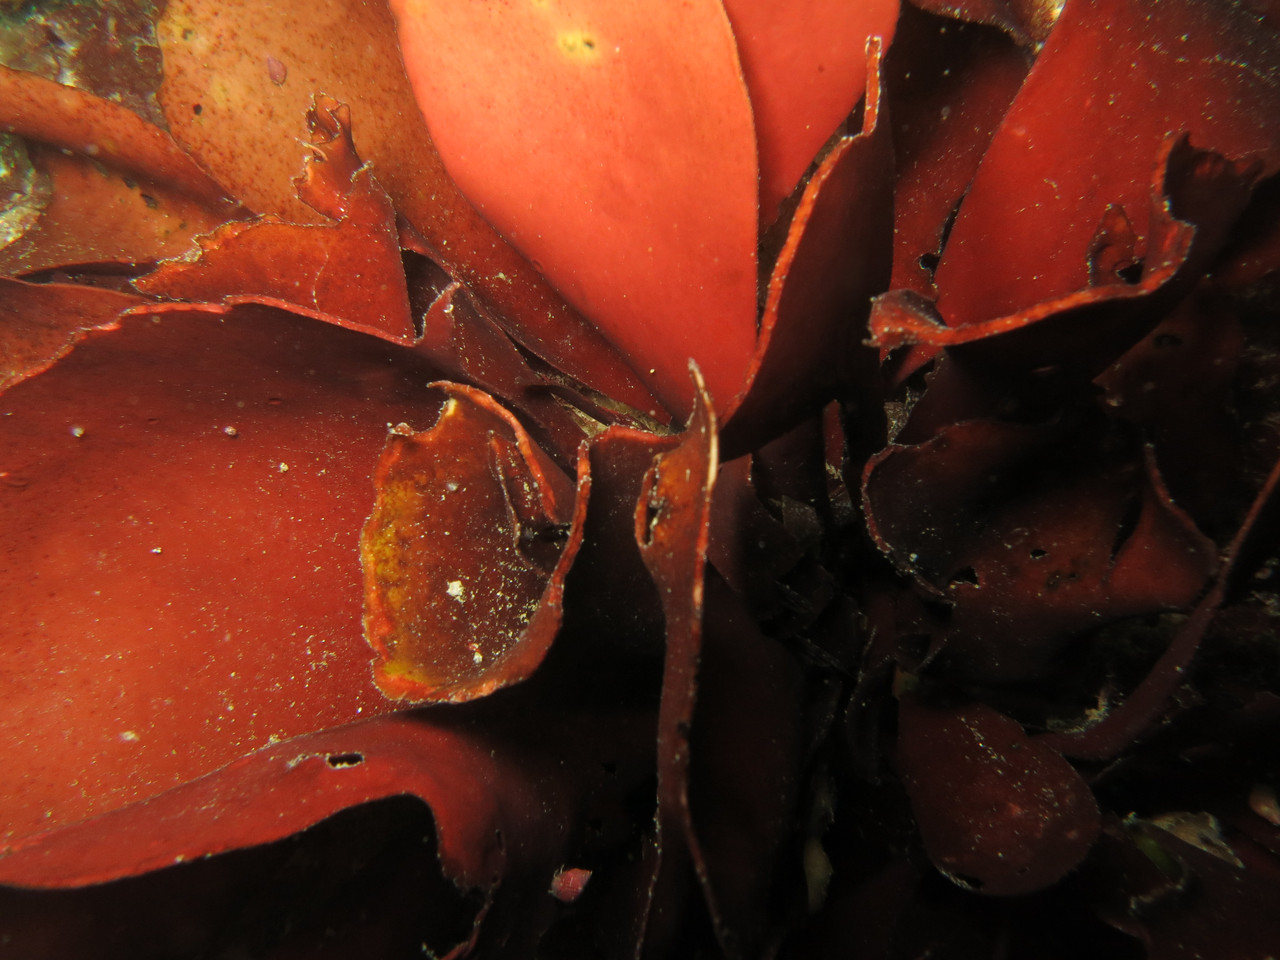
<box><xmin>1</xmin><ymin>0</ymin><xmax>1279</xmax><ymax>956</ymax></box>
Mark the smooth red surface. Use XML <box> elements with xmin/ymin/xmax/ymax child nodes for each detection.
<box><xmin>886</xmin><ymin>9</ymin><xmax>1029</xmax><ymax>298</ymax></box>
<box><xmin>0</xmin><ymin>717</ymin><xmax>499</xmax><ymax>890</ymax></box>
<box><xmin>391</xmin><ymin>0</ymin><xmax>759</xmax><ymax>418</ymax></box>
<box><xmin>720</xmin><ymin>0</ymin><xmax>898</xmax><ymax>225</ymax></box>
<box><xmin>0</xmin><ymin>307</ymin><xmax>442</xmax><ymax>846</ymax></box>
<box><xmin>934</xmin><ymin>0</ymin><xmax>1280</xmax><ymax>326</ymax></box>
<box><xmin>898</xmin><ymin>696</ymin><xmax>1100</xmax><ymax>896</ymax></box>
<box><xmin>0</xmin><ymin>696</ymin><xmax>657</xmax><ymax>957</ymax></box>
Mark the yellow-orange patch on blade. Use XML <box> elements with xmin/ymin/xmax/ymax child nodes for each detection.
<box><xmin>361</xmin><ymin>384</ymin><xmax>579</xmax><ymax>702</ymax></box>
